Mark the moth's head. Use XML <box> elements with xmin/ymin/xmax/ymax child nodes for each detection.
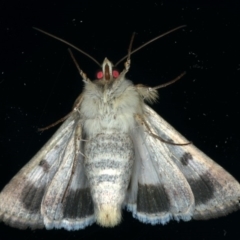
<box><xmin>96</xmin><ymin>58</ymin><xmax>120</xmax><ymax>82</ymax></box>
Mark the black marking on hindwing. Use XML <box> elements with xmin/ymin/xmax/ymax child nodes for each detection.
<box><xmin>188</xmin><ymin>173</ymin><xmax>215</xmax><ymax>205</ymax></box>
<box><xmin>137</xmin><ymin>184</ymin><xmax>169</xmax><ymax>214</ymax></box>
<box><xmin>63</xmin><ymin>188</ymin><xmax>94</xmax><ymax>219</ymax></box>
<box><xmin>21</xmin><ymin>183</ymin><xmax>45</xmax><ymax>213</ymax></box>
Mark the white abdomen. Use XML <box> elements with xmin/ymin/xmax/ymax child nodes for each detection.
<box><xmin>84</xmin><ymin>133</ymin><xmax>134</xmax><ymax>227</ymax></box>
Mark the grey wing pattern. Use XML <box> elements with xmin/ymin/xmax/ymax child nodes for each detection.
<box><xmin>125</xmin><ymin>104</ymin><xmax>240</xmax><ymax>225</ymax></box>
<box><xmin>144</xmin><ymin>105</ymin><xmax>240</xmax><ymax>219</ymax></box>
<box><xmin>0</xmin><ymin>112</ymin><xmax>94</xmax><ymax>230</ymax></box>
<box><xmin>126</xmin><ymin>109</ymin><xmax>194</xmax><ymax>224</ymax></box>
<box><xmin>125</xmin><ymin>105</ymin><xmax>240</xmax><ymax>225</ymax></box>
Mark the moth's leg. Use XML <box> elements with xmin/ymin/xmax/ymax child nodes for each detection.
<box><xmin>113</xmin><ymin>59</ymin><xmax>131</xmax><ymax>88</ymax></box>
<box><xmin>124</xmin><ymin>58</ymin><xmax>131</xmax><ymax>72</ymax></box>
<box><xmin>153</xmin><ymin>72</ymin><xmax>186</xmax><ymax>90</ymax></box>
<box><xmin>39</xmin><ymin>91</ymin><xmax>84</xmax><ymax>132</ymax></box>
<box><xmin>135</xmin><ymin>114</ymin><xmax>190</xmax><ymax>146</ymax></box>
<box><xmin>38</xmin><ymin>113</ymin><xmax>72</xmax><ymax>131</ymax></box>
<box><xmin>73</xmin><ymin>93</ymin><xmax>84</xmax><ymax>110</ymax></box>
<box><xmin>135</xmin><ymin>72</ymin><xmax>186</xmax><ymax>104</ymax></box>
<box><xmin>113</xmin><ymin>35</ymin><xmax>133</xmax><ymax>86</ymax></box>
<box><xmin>122</xmin><ymin>32</ymin><xmax>134</xmax><ymax>73</ymax></box>
<box><xmin>68</xmin><ymin>48</ymin><xmax>94</xmax><ymax>84</ymax></box>
<box><xmin>38</xmin><ymin>94</ymin><xmax>84</xmax><ymax>132</ymax></box>
<box><xmin>135</xmin><ymin>85</ymin><xmax>159</xmax><ymax>103</ymax></box>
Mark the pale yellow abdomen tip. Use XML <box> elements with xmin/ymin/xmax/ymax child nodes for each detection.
<box><xmin>96</xmin><ymin>205</ymin><xmax>121</xmax><ymax>227</ymax></box>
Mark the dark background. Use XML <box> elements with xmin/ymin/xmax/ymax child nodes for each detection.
<box><xmin>1</xmin><ymin>1</ymin><xmax>240</xmax><ymax>239</ymax></box>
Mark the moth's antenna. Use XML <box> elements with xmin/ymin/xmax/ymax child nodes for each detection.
<box><xmin>33</xmin><ymin>27</ymin><xmax>102</xmax><ymax>67</ymax></box>
<box><xmin>118</xmin><ymin>32</ymin><xmax>136</xmax><ymax>76</ymax></box>
<box><xmin>115</xmin><ymin>25</ymin><xmax>186</xmax><ymax>67</ymax></box>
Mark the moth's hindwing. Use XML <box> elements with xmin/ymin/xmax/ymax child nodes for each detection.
<box><xmin>125</xmin><ymin>105</ymin><xmax>240</xmax><ymax>224</ymax></box>
<box><xmin>0</xmin><ymin>113</ymin><xmax>95</xmax><ymax>230</ymax></box>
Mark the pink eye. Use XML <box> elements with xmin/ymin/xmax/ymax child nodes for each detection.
<box><xmin>113</xmin><ymin>70</ymin><xmax>119</xmax><ymax>78</ymax></box>
<box><xmin>97</xmin><ymin>71</ymin><xmax>103</xmax><ymax>79</ymax></box>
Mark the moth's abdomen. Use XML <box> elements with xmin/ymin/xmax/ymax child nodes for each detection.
<box><xmin>84</xmin><ymin>133</ymin><xmax>134</xmax><ymax>227</ymax></box>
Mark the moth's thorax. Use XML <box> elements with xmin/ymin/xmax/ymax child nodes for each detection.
<box><xmin>80</xmin><ymin>78</ymin><xmax>143</xmax><ymax>137</ymax></box>
<box><xmin>84</xmin><ymin>133</ymin><xmax>134</xmax><ymax>226</ymax></box>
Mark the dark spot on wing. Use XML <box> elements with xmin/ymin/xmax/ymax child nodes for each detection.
<box><xmin>192</xmin><ymin>174</ymin><xmax>240</xmax><ymax>220</ymax></box>
<box><xmin>39</xmin><ymin>159</ymin><xmax>50</xmax><ymax>172</ymax></box>
<box><xmin>63</xmin><ymin>188</ymin><xmax>94</xmax><ymax>219</ymax></box>
<box><xmin>54</xmin><ymin>144</ymin><xmax>60</xmax><ymax>149</ymax></box>
<box><xmin>187</xmin><ymin>173</ymin><xmax>215</xmax><ymax>205</ymax></box>
<box><xmin>137</xmin><ymin>184</ymin><xmax>169</xmax><ymax>214</ymax></box>
<box><xmin>180</xmin><ymin>152</ymin><xmax>193</xmax><ymax>166</ymax></box>
<box><xmin>21</xmin><ymin>183</ymin><xmax>45</xmax><ymax>213</ymax></box>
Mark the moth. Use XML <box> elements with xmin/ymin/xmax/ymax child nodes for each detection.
<box><xmin>0</xmin><ymin>26</ymin><xmax>240</xmax><ymax>231</ymax></box>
